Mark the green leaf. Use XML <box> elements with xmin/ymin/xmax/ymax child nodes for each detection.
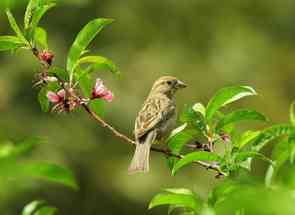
<box><xmin>149</xmin><ymin>193</ymin><xmax>201</xmax><ymax>211</ymax></box>
<box><xmin>192</xmin><ymin>103</ymin><xmax>206</xmax><ymax>116</ymax></box>
<box><xmin>265</xmin><ymin>164</ymin><xmax>274</xmax><ymax>187</ymax></box>
<box><xmin>74</xmin><ymin>55</ymin><xmax>120</xmax><ymax>75</ymax></box>
<box><xmin>290</xmin><ymin>101</ymin><xmax>295</xmax><ymax>126</ymax></box>
<box><xmin>29</xmin><ymin>3</ymin><xmax>56</xmax><ymax>34</ymax></box>
<box><xmin>24</xmin><ymin>0</ymin><xmax>40</xmax><ymax>29</ymax></box>
<box><xmin>22</xmin><ymin>200</ymin><xmax>46</xmax><ymax>215</ymax></box>
<box><xmin>38</xmin><ymin>88</ymin><xmax>50</xmax><ymax>112</ymax></box>
<box><xmin>172</xmin><ymin>152</ymin><xmax>221</xmax><ymax>175</ymax></box>
<box><xmin>180</xmin><ymin>105</ymin><xmax>208</xmax><ymax>136</ymax></box>
<box><xmin>34</xmin><ymin>27</ymin><xmax>48</xmax><ymax>49</ymax></box>
<box><xmin>234</xmin><ymin>151</ymin><xmax>272</xmax><ymax>164</ymax></box>
<box><xmin>78</xmin><ymin>67</ymin><xmax>94</xmax><ymax>97</ymax></box>
<box><xmin>48</xmin><ymin>66</ymin><xmax>68</xmax><ymax>81</ymax></box>
<box><xmin>208</xmin><ymin>181</ymin><xmax>239</xmax><ymax>207</ymax></box>
<box><xmin>266</xmin><ymin>140</ymin><xmax>290</xmax><ymax>185</ymax></box>
<box><xmin>0</xmin><ymin>137</ymin><xmax>44</xmax><ymax>159</ymax></box>
<box><xmin>34</xmin><ymin>206</ymin><xmax>57</xmax><ymax>215</ymax></box>
<box><xmin>235</xmin><ymin>130</ymin><xmax>261</xmax><ymax>149</ymax></box>
<box><xmin>206</xmin><ymin>86</ymin><xmax>257</xmax><ymax>122</ymax></box>
<box><xmin>251</xmin><ymin>124</ymin><xmax>295</xmax><ymax>151</ymax></box>
<box><xmin>21</xmin><ymin>162</ymin><xmax>78</xmax><ymax>190</ymax></box>
<box><xmin>200</xmin><ymin>206</ymin><xmax>216</xmax><ymax>215</ymax></box>
<box><xmin>168</xmin><ymin>124</ymin><xmax>196</xmax><ymax>153</ymax></box>
<box><xmin>67</xmin><ymin>18</ymin><xmax>114</xmax><ymax>74</ymax></box>
<box><xmin>0</xmin><ymin>35</ymin><xmax>24</xmax><ymax>51</ymax></box>
<box><xmin>216</xmin><ymin>109</ymin><xmax>267</xmax><ymax>132</ymax></box>
<box><xmin>6</xmin><ymin>9</ymin><xmax>28</xmax><ymax>45</ymax></box>
<box><xmin>288</xmin><ymin>133</ymin><xmax>295</xmax><ymax>163</ymax></box>
<box><xmin>165</xmin><ymin>188</ymin><xmax>195</xmax><ymax>195</ymax></box>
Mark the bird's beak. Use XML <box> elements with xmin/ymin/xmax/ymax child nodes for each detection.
<box><xmin>176</xmin><ymin>80</ymin><xmax>187</xmax><ymax>88</ymax></box>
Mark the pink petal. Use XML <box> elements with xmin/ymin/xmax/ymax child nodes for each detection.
<box><xmin>57</xmin><ymin>89</ymin><xmax>66</xmax><ymax>98</ymax></box>
<box><xmin>102</xmin><ymin>91</ymin><xmax>114</xmax><ymax>102</ymax></box>
<box><xmin>47</xmin><ymin>91</ymin><xmax>60</xmax><ymax>103</ymax></box>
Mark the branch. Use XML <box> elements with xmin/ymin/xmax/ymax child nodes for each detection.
<box><xmin>82</xmin><ymin>103</ymin><xmax>225</xmax><ymax>176</ymax></box>
<box><xmin>30</xmin><ymin>48</ymin><xmax>225</xmax><ymax>177</ymax></box>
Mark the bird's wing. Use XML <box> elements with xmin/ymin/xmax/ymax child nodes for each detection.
<box><xmin>135</xmin><ymin>95</ymin><xmax>175</xmax><ymax>140</ymax></box>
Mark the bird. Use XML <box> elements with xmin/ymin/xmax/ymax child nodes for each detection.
<box><xmin>128</xmin><ymin>76</ymin><xmax>187</xmax><ymax>174</ymax></box>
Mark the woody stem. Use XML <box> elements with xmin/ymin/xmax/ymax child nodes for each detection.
<box><xmin>81</xmin><ymin>103</ymin><xmax>225</xmax><ymax>176</ymax></box>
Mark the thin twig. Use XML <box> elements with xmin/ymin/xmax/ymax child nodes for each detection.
<box><xmin>82</xmin><ymin>103</ymin><xmax>225</xmax><ymax>176</ymax></box>
<box><xmin>31</xmin><ymin>48</ymin><xmax>225</xmax><ymax>177</ymax></box>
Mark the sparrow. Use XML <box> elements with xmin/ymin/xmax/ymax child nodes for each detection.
<box><xmin>128</xmin><ymin>76</ymin><xmax>187</xmax><ymax>174</ymax></box>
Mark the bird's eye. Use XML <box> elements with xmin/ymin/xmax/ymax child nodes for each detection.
<box><xmin>167</xmin><ymin>81</ymin><xmax>172</xmax><ymax>85</ymax></box>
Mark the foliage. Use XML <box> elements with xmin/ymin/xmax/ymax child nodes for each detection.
<box><xmin>151</xmin><ymin>86</ymin><xmax>295</xmax><ymax>214</ymax></box>
<box><xmin>1</xmin><ymin>0</ymin><xmax>295</xmax><ymax>215</ymax></box>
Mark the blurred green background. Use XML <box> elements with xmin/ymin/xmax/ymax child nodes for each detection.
<box><xmin>0</xmin><ymin>0</ymin><xmax>295</xmax><ymax>214</ymax></box>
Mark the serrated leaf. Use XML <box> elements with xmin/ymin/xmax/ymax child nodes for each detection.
<box><xmin>149</xmin><ymin>193</ymin><xmax>201</xmax><ymax>211</ymax></box>
<box><xmin>172</xmin><ymin>152</ymin><xmax>221</xmax><ymax>175</ymax></box>
<box><xmin>251</xmin><ymin>124</ymin><xmax>295</xmax><ymax>151</ymax></box>
<box><xmin>206</xmin><ymin>86</ymin><xmax>257</xmax><ymax>122</ymax></box>
<box><xmin>38</xmin><ymin>87</ymin><xmax>50</xmax><ymax>112</ymax></box>
<box><xmin>0</xmin><ymin>35</ymin><xmax>24</xmax><ymax>51</ymax></box>
<box><xmin>34</xmin><ymin>27</ymin><xmax>48</xmax><ymax>49</ymax></box>
<box><xmin>74</xmin><ymin>55</ymin><xmax>119</xmax><ymax>75</ymax></box>
<box><xmin>6</xmin><ymin>9</ymin><xmax>28</xmax><ymax>45</ymax></box>
<box><xmin>67</xmin><ymin>18</ymin><xmax>113</xmax><ymax>74</ymax></box>
<box><xmin>216</xmin><ymin>109</ymin><xmax>267</xmax><ymax>132</ymax></box>
<box><xmin>21</xmin><ymin>162</ymin><xmax>78</xmax><ymax>190</ymax></box>
<box><xmin>22</xmin><ymin>200</ymin><xmax>46</xmax><ymax>215</ymax></box>
<box><xmin>290</xmin><ymin>101</ymin><xmax>295</xmax><ymax>126</ymax></box>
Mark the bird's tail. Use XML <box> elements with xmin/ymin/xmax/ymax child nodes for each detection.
<box><xmin>128</xmin><ymin>132</ymin><xmax>155</xmax><ymax>174</ymax></box>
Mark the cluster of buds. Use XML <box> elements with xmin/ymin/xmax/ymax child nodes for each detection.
<box><xmin>47</xmin><ymin>88</ymin><xmax>81</xmax><ymax>113</ymax></box>
<box><xmin>47</xmin><ymin>79</ymin><xmax>114</xmax><ymax>113</ymax></box>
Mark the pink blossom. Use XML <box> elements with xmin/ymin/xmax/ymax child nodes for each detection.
<box><xmin>47</xmin><ymin>89</ymin><xmax>65</xmax><ymax>104</ymax></box>
<box><xmin>57</xmin><ymin>89</ymin><xmax>66</xmax><ymax>98</ymax></box>
<box><xmin>101</xmin><ymin>90</ymin><xmax>114</xmax><ymax>102</ymax></box>
<box><xmin>92</xmin><ymin>79</ymin><xmax>114</xmax><ymax>102</ymax></box>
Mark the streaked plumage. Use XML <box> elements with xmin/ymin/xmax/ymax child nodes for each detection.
<box><xmin>128</xmin><ymin>76</ymin><xmax>186</xmax><ymax>174</ymax></box>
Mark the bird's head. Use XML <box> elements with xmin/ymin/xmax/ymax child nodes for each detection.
<box><xmin>150</xmin><ymin>76</ymin><xmax>187</xmax><ymax>97</ymax></box>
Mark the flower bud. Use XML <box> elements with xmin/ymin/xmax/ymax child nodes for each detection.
<box><xmin>38</xmin><ymin>50</ymin><xmax>54</xmax><ymax>65</ymax></box>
